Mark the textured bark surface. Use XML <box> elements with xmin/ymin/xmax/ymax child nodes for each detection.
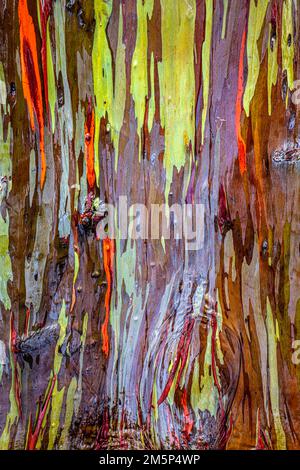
<box><xmin>0</xmin><ymin>0</ymin><xmax>300</xmax><ymax>450</ymax></box>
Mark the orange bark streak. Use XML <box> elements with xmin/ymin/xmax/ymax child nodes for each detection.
<box><xmin>18</xmin><ymin>0</ymin><xmax>46</xmax><ymax>189</ymax></box>
<box><xmin>84</xmin><ymin>100</ymin><xmax>96</xmax><ymax>191</ymax></box>
<box><xmin>101</xmin><ymin>237</ymin><xmax>115</xmax><ymax>357</ymax></box>
<box><xmin>235</xmin><ymin>29</ymin><xmax>247</xmax><ymax>175</ymax></box>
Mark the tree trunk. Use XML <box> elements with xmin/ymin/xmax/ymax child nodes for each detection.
<box><xmin>0</xmin><ymin>0</ymin><xmax>300</xmax><ymax>450</ymax></box>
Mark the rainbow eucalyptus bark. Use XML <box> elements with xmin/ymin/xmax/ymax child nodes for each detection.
<box><xmin>0</xmin><ymin>0</ymin><xmax>300</xmax><ymax>450</ymax></box>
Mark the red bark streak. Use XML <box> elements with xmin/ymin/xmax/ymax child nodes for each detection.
<box><xmin>143</xmin><ymin>97</ymin><xmax>150</xmax><ymax>159</ymax></box>
<box><xmin>181</xmin><ymin>388</ymin><xmax>193</xmax><ymax>440</ymax></box>
<box><xmin>218</xmin><ymin>183</ymin><xmax>231</xmax><ymax>235</ymax></box>
<box><xmin>26</xmin><ymin>375</ymin><xmax>56</xmax><ymax>450</ymax></box>
<box><xmin>186</xmin><ymin>157</ymin><xmax>195</xmax><ymax>204</ymax></box>
<box><xmin>211</xmin><ymin>312</ymin><xmax>221</xmax><ymax>395</ymax></box>
<box><xmin>85</xmin><ymin>99</ymin><xmax>96</xmax><ymax>191</ymax></box>
<box><xmin>24</xmin><ymin>307</ymin><xmax>30</xmax><ymax>337</ymax></box>
<box><xmin>256</xmin><ymin>409</ymin><xmax>268</xmax><ymax>449</ymax></box>
<box><xmin>158</xmin><ymin>318</ymin><xmax>195</xmax><ymax>406</ymax></box>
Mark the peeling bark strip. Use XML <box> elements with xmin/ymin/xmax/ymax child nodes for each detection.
<box><xmin>0</xmin><ymin>0</ymin><xmax>300</xmax><ymax>450</ymax></box>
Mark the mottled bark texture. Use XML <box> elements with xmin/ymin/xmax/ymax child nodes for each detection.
<box><xmin>0</xmin><ymin>0</ymin><xmax>300</xmax><ymax>450</ymax></box>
